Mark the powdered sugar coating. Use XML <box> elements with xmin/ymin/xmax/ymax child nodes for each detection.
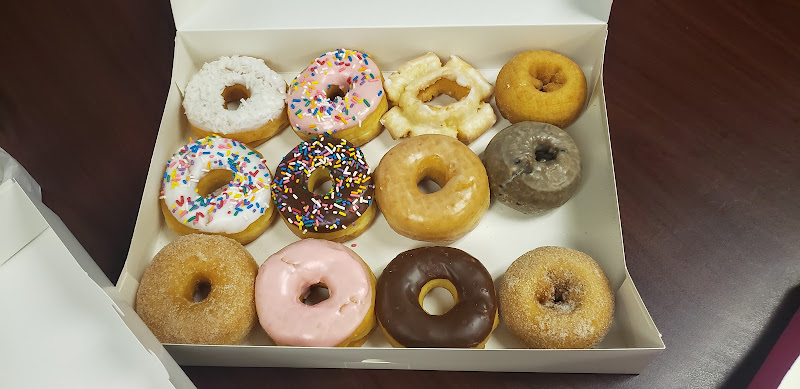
<box><xmin>183</xmin><ymin>55</ymin><xmax>286</xmax><ymax>134</ymax></box>
<box><xmin>499</xmin><ymin>246</ymin><xmax>614</xmax><ymax>349</ymax></box>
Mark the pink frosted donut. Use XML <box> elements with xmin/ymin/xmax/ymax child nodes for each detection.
<box><xmin>254</xmin><ymin>239</ymin><xmax>376</xmax><ymax>347</ymax></box>
<box><xmin>286</xmin><ymin>49</ymin><xmax>388</xmax><ymax>146</ymax></box>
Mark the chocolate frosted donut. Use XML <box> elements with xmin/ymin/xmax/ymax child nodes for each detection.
<box><xmin>482</xmin><ymin>122</ymin><xmax>581</xmax><ymax>213</ymax></box>
<box><xmin>376</xmin><ymin>246</ymin><xmax>498</xmax><ymax>348</ymax></box>
<box><xmin>271</xmin><ymin>136</ymin><xmax>376</xmax><ymax>242</ymax></box>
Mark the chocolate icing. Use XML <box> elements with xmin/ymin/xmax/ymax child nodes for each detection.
<box><xmin>376</xmin><ymin>246</ymin><xmax>497</xmax><ymax>348</ymax></box>
<box><xmin>272</xmin><ymin>136</ymin><xmax>374</xmax><ymax>233</ymax></box>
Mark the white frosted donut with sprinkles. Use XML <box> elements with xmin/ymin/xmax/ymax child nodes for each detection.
<box><xmin>286</xmin><ymin>49</ymin><xmax>388</xmax><ymax>146</ymax></box>
<box><xmin>160</xmin><ymin>135</ymin><xmax>275</xmax><ymax>244</ymax></box>
<box><xmin>271</xmin><ymin>136</ymin><xmax>376</xmax><ymax>242</ymax></box>
<box><xmin>183</xmin><ymin>55</ymin><xmax>288</xmax><ymax>146</ymax></box>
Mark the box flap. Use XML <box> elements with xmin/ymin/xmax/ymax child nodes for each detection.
<box><xmin>171</xmin><ymin>0</ymin><xmax>612</xmax><ymax>31</ymax></box>
<box><xmin>0</xmin><ymin>179</ymin><xmax>48</xmax><ymax>267</ymax></box>
<box><xmin>0</xmin><ymin>180</ymin><xmax>194</xmax><ymax>389</ymax></box>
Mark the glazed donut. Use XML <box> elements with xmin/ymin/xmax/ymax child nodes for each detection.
<box><xmin>255</xmin><ymin>239</ymin><xmax>376</xmax><ymax>347</ymax></box>
<box><xmin>135</xmin><ymin>234</ymin><xmax>258</xmax><ymax>344</ymax></box>
<box><xmin>482</xmin><ymin>121</ymin><xmax>581</xmax><ymax>213</ymax></box>
<box><xmin>495</xmin><ymin>50</ymin><xmax>587</xmax><ymax>128</ymax></box>
<box><xmin>376</xmin><ymin>246</ymin><xmax>498</xmax><ymax>348</ymax></box>
<box><xmin>183</xmin><ymin>55</ymin><xmax>288</xmax><ymax>146</ymax></box>
<box><xmin>287</xmin><ymin>48</ymin><xmax>388</xmax><ymax>146</ymax></box>
<box><xmin>375</xmin><ymin>134</ymin><xmax>489</xmax><ymax>242</ymax></box>
<box><xmin>271</xmin><ymin>136</ymin><xmax>376</xmax><ymax>242</ymax></box>
<box><xmin>499</xmin><ymin>246</ymin><xmax>614</xmax><ymax>349</ymax></box>
<box><xmin>160</xmin><ymin>135</ymin><xmax>275</xmax><ymax>244</ymax></box>
<box><xmin>381</xmin><ymin>53</ymin><xmax>496</xmax><ymax>144</ymax></box>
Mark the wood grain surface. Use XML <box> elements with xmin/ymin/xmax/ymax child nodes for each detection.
<box><xmin>1</xmin><ymin>1</ymin><xmax>798</xmax><ymax>388</ymax></box>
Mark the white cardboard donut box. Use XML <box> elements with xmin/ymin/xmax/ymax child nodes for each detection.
<box><xmin>0</xmin><ymin>1</ymin><xmax>665</xmax><ymax>387</ymax></box>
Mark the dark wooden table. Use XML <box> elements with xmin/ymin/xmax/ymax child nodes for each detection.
<box><xmin>2</xmin><ymin>1</ymin><xmax>798</xmax><ymax>388</ymax></box>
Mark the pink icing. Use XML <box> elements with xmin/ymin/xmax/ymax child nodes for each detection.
<box><xmin>254</xmin><ymin>239</ymin><xmax>374</xmax><ymax>347</ymax></box>
<box><xmin>286</xmin><ymin>49</ymin><xmax>385</xmax><ymax>135</ymax></box>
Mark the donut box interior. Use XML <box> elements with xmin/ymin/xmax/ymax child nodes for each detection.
<box><xmin>122</xmin><ymin>0</ymin><xmax>659</xmax><ymax>376</ymax></box>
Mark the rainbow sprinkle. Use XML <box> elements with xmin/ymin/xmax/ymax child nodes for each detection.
<box><xmin>161</xmin><ymin>135</ymin><xmax>272</xmax><ymax>234</ymax></box>
<box><xmin>271</xmin><ymin>136</ymin><xmax>373</xmax><ymax>234</ymax></box>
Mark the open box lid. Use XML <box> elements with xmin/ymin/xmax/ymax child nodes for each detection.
<box><xmin>170</xmin><ymin>0</ymin><xmax>613</xmax><ymax>32</ymax></box>
<box><xmin>0</xmin><ymin>179</ymin><xmax>194</xmax><ymax>389</ymax></box>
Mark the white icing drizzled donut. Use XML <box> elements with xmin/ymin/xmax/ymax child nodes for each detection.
<box><xmin>160</xmin><ymin>136</ymin><xmax>273</xmax><ymax>234</ymax></box>
<box><xmin>183</xmin><ymin>56</ymin><xmax>286</xmax><ymax>135</ymax></box>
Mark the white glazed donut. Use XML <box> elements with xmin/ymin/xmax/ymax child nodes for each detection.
<box><xmin>183</xmin><ymin>55</ymin><xmax>288</xmax><ymax>145</ymax></box>
<box><xmin>380</xmin><ymin>53</ymin><xmax>496</xmax><ymax>144</ymax></box>
<box><xmin>160</xmin><ymin>135</ymin><xmax>275</xmax><ymax>244</ymax></box>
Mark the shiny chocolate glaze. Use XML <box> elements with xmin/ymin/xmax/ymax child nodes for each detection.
<box><xmin>376</xmin><ymin>246</ymin><xmax>497</xmax><ymax>348</ymax></box>
<box><xmin>271</xmin><ymin>136</ymin><xmax>374</xmax><ymax>233</ymax></box>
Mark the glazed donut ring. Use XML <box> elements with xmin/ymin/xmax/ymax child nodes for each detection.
<box><xmin>287</xmin><ymin>49</ymin><xmax>388</xmax><ymax>146</ymax></box>
<box><xmin>375</xmin><ymin>134</ymin><xmax>490</xmax><ymax>242</ymax></box>
<box><xmin>482</xmin><ymin>121</ymin><xmax>581</xmax><ymax>213</ymax></box>
<box><xmin>271</xmin><ymin>136</ymin><xmax>376</xmax><ymax>242</ymax></box>
<box><xmin>135</xmin><ymin>234</ymin><xmax>258</xmax><ymax>345</ymax></box>
<box><xmin>183</xmin><ymin>55</ymin><xmax>288</xmax><ymax>146</ymax></box>
<box><xmin>499</xmin><ymin>246</ymin><xmax>614</xmax><ymax>349</ymax></box>
<box><xmin>160</xmin><ymin>136</ymin><xmax>275</xmax><ymax>244</ymax></box>
<box><xmin>381</xmin><ymin>53</ymin><xmax>496</xmax><ymax>144</ymax></box>
<box><xmin>495</xmin><ymin>51</ymin><xmax>587</xmax><ymax>128</ymax></box>
<box><xmin>376</xmin><ymin>246</ymin><xmax>498</xmax><ymax>348</ymax></box>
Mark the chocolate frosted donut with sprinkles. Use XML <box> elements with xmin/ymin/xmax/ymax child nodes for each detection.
<box><xmin>271</xmin><ymin>136</ymin><xmax>376</xmax><ymax>242</ymax></box>
<box><xmin>286</xmin><ymin>49</ymin><xmax>388</xmax><ymax>146</ymax></box>
<box><xmin>159</xmin><ymin>135</ymin><xmax>275</xmax><ymax>244</ymax></box>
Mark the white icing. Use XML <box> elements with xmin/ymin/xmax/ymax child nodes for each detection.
<box><xmin>161</xmin><ymin>136</ymin><xmax>273</xmax><ymax>234</ymax></box>
<box><xmin>183</xmin><ymin>56</ymin><xmax>286</xmax><ymax>134</ymax></box>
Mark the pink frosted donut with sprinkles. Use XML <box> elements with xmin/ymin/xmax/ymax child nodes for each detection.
<box><xmin>271</xmin><ymin>136</ymin><xmax>376</xmax><ymax>242</ymax></box>
<box><xmin>160</xmin><ymin>135</ymin><xmax>275</xmax><ymax>244</ymax></box>
<box><xmin>286</xmin><ymin>49</ymin><xmax>388</xmax><ymax>146</ymax></box>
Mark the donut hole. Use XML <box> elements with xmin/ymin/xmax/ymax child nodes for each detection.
<box><xmin>537</xmin><ymin>277</ymin><xmax>580</xmax><ymax>314</ymax></box>
<box><xmin>308</xmin><ymin>168</ymin><xmax>335</xmax><ymax>196</ymax></box>
<box><xmin>533</xmin><ymin>143</ymin><xmax>560</xmax><ymax>162</ymax></box>
<box><xmin>419</xmin><ymin>279</ymin><xmax>459</xmax><ymax>316</ymax></box>
<box><xmin>197</xmin><ymin>169</ymin><xmax>235</xmax><ymax>198</ymax></box>
<box><xmin>417</xmin><ymin>179</ymin><xmax>442</xmax><ymax>194</ymax></box>
<box><xmin>300</xmin><ymin>283</ymin><xmax>330</xmax><ymax>306</ymax></box>
<box><xmin>418</xmin><ymin>78</ymin><xmax>471</xmax><ymax>107</ymax></box>
<box><xmin>325</xmin><ymin>84</ymin><xmax>350</xmax><ymax>101</ymax></box>
<box><xmin>192</xmin><ymin>279</ymin><xmax>212</xmax><ymax>303</ymax></box>
<box><xmin>416</xmin><ymin>162</ymin><xmax>448</xmax><ymax>194</ymax></box>
<box><xmin>529</xmin><ymin>65</ymin><xmax>566</xmax><ymax>93</ymax></box>
<box><xmin>222</xmin><ymin>84</ymin><xmax>251</xmax><ymax>110</ymax></box>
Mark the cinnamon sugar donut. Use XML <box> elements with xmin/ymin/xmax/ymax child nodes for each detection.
<box><xmin>135</xmin><ymin>234</ymin><xmax>258</xmax><ymax>345</ymax></box>
<box><xmin>499</xmin><ymin>246</ymin><xmax>614</xmax><ymax>349</ymax></box>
